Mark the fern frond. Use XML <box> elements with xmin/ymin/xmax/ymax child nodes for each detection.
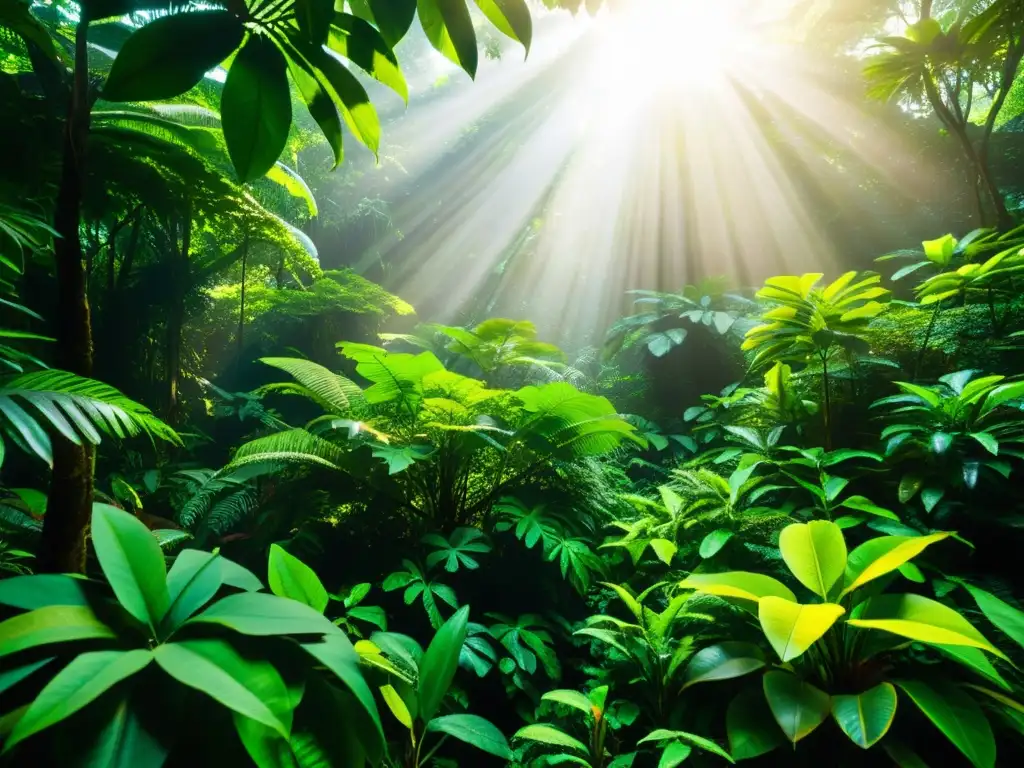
<box><xmin>259</xmin><ymin>357</ymin><xmax>364</xmax><ymax>415</ymax></box>
<box><xmin>0</xmin><ymin>370</ymin><xmax>179</xmax><ymax>466</ymax></box>
<box><xmin>224</xmin><ymin>428</ymin><xmax>347</xmax><ymax>472</ymax></box>
<box><xmin>205</xmin><ymin>488</ymin><xmax>258</xmax><ymax>536</ymax></box>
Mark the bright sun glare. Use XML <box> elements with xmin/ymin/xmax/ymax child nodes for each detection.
<box><xmin>372</xmin><ymin>0</ymin><xmax>941</xmax><ymax>345</ymax></box>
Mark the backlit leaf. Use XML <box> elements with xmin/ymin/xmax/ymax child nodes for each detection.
<box><xmin>758</xmin><ymin>598</ymin><xmax>844</xmax><ymax>662</ymax></box>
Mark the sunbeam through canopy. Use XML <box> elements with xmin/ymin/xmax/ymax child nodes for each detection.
<box><xmin>343</xmin><ymin>0</ymin><xmax>944</xmax><ymax>345</ymax></box>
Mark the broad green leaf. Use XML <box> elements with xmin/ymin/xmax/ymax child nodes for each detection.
<box><xmin>679</xmin><ymin>572</ymin><xmax>795</xmax><ymax>603</ymax></box>
<box><xmin>154</xmin><ymin>639</ymin><xmax>289</xmax><ymax>737</ymax></box>
<box><xmin>658</xmin><ymin>742</ymin><xmax>692</xmax><ymax>768</ymax></box>
<box><xmin>848</xmin><ymin>594</ymin><xmax>1005</xmax><ymax>659</ymax></box>
<box><xmin>6</xmin><ymin>650</ymin><xmax>152</xmax><ymax>750</ymax></box>
<box><xmin>91</xmin><ymin>503</ymin><xmax>169</xmax><ymax>629</ymax></box>
<box><xmin>268</xmin><ymin>544</ymin><xmax>329</xmax><ymax>614</ymax></box>
<box><xmin>638</xmin><ymin>729</ymin><xmax>734</xmax><ymax>763</ymax></box>
<box><xmin>779</xmin><ymin>521</ymin><xmax>847</xmax><ymax>597</ymax></box>
<box><xmin>302</xmin><ymin>635</ymin><xmax>383</xmax><ymax>747</ymax></box>
<box><xmin>758</xmin><ymin>598</ymin><xmax>845</xmax><ymax>662</ymax></box>
<box><xmin>284</xmin><ymin>49</ymin><xmax>344</xmax><ymax>168</ymax></box>
<box><xmin>682</xmin><ymin>642</ymin><xmax>765</xmax><ymax>689</ymax></box>
<box><xmin>426</xmin><ymin>713</ymin><xmax>512</xmax><ymax>759</ymax></box>
<box><xmin>380</xmin><ymin>684</ymin><xmax>412</xmax><ymax>729</ymax></box>
<box><xmin>222</xmin><ymin>33</ymin><xmax>292</xmax><ymax>182</ymax></box>
<box><xmin>0</xmin><ymin>605</ymin><xmax>114</xmax><ymax>657</ymax></box>
<box><xmin>102</xmin><ymin>11</ymin><xmax>244</xmax><ymax>101</ymax></box>
<box><xmin>727</xmin><ymin>688</ymin><xmax>785</xmax><ymax>760</ymax></box>
<box><xmin>0</xmin><ymin>574</ymin><xmax>94</xmax><ymax>610</ymax></box>
<box><xmin>542</xmin><ymin>689</ymin><xmax>594</xmax><ymax>716</ymax></box>
<box><xmin>938</xmin><ymin>645</ymin><xmax>1011</xmax><ymax>691</ymax></box>
<box><xmin>328</xmin><ymin>14</ymin><xmax>408</xmax><ymax>101</ymax></box>
<box><xmin>363</xmin><ymin>0</ymin><xmax>417</xmax><ymax>47</ymax></box>
<box><xmin>699</xmin><ymin>529</ymin><xmax>733</xmax><ymax>559</ymax></box>
<box><xmin>650</xmin><ymin>537</ymin><xmax>678</xmax><ymax>564</ymax></box>
<box><xmin>474</xmin><ymin>0</ymin><xmax>532</xmax><ymax>52</ymax></box>
<box><xmin>513</xmin><ymin>724</ymin><xmax>587</xmax><ymax>753</ymax></box>
<box><xmin>418</xmin><ymin>605</ymin><xmax>469</xmax><ymax>722</ymax></box>
<box><xmin>897</xmin><ymin>680</ymin><xmax>995</xmax><ymax>768</ymax></box>
<box><xmin>838</xmin><ymin>495</ymin><xmax>900</xmax><ymax>521</ymax></box>
<box><xmin>841</xmin><ymin>532</ymin><xmax>950</xmax><ymax>597</ymax></box>
<box><xmin>962</xmin><ymin>583</ymin><xmax>1024</xmax><ymax>653</ymax></box>
<box><xmin>79</xmin><ymin>695</ymin><xmax>168</xmax><ymax>768</ymax></box>
<box><xmin>763</xmin><ymin>671</ymin><xmax>830</xmax><ymax>743</ymax></box>
<box><xmin>418</xmin><ymin>0</ymin><xmax>478</xmax><ymax>78</ymax></box>
<box><xmin>831</xmin><ymin>683</ymin><xmax>896</xmax><ymax>749</ymax></box>
<box><xmin>163</xmin><ymin>550</ymin><xmax>262</xmax><ymax>631</ymax></box>
<box><xmin>190</xmin><ymin>591</ymin><xmax>339</xmax><ymax>636</ymax></box>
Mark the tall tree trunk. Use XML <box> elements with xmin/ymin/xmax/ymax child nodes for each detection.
<box><xmin>39</xmin><ymin>20</ymin><xmax>94</xmax><ymax>574</ymax></box>
<box><xmin>237</xmin><ymin>232</ymin><xmax>250</xmax><ymax>365</ymax></box>
<box><xmin>167</xmin><ymin>209</ymin><xmax>191</xmax><ymax>419</ymax></box>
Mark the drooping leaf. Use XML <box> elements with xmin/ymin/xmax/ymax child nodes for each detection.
<box><xmin>962</xmin><ymin>583</ymin><xmax>1024</xmax><ymax>653</ymax></box>
<box><xmin>679</xmin><ymin>572</ymin><xmax>795</xmax><ymax>603</ymax></box>
<box><xmin>426</xmin><ymin>713</ymin><xmax>512</xmax><ymax>759</ymax></box>
<box><xmin>763</xmin><ymin>671</ymin><xmax>830</xmax><ymax>743</ymax></box>
<box><xmin>102</xmin><ymin>11</ymin><xmax>244</xmax><ymax>101</ymax></box>
<box><xmin>0</xmin><ymin>605</ymin><xmax>115</xmax><ymax>658</ymax></box>
<box><xmin>5</xmin><ymin>650</ymin><xmax>153</xmax><ymax>750</ymax></box>
<box><xmin>638</xmin><ymin>729</ymin><xmax>734</xmax><ymax>762</ymax></box>
<box><xmin>831</xmin><ymin>683</ymin><xmax>897</xmax><ymax>749</ymax></box>
<box><xmin>848</xmin><ymin>594</ymin><xmax>1005</xmax><ymax>659</ymax></box>
<box><xmin>897</xmin><ymin>680</ymin><xmax>995</xmax><ymax>768</ymax></box>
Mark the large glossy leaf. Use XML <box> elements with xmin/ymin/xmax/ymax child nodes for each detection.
<box><xmin>841</xmin><ymin>532</ymin><xmax>950</xmax><ymax>597</ymax></box>
<box><xmin>679</xmin><ymin>572</ymin><xmax>795</xmax><ymax>603</ymax></box>
<box><xmin>831</xmin><ymin>683</ymin><xmax>896</xmax><ymax>749</ymax></box>
<box><xmin>418</xmin><ymin>0</ymin><xmax>478</xmax><ymax>78</ymax></box>
<box><xmin>897</xmin><ymin>680</ymin><xmax>995</xmax><ymax>768</ymax></box>
<box><xmin>284</xmin><ymin>44</ymin><xmax>344</xmax><ymax>169</ymax></box>
<box><xmin>474</xmin><ymin>0</ymin><xmax>532</xmax><ymax>53</ymax></box>
<box><xmin>190</xmin><ymin>592</ymin><xmax>339</xmax><ymax>636</ymax></box>
<box><xmin>418</xmin><ymin>605</ymin><xmax>469</xmax><ymax>722</ymax></box>
<box><xmin>358</xmin><ymin>0</ymin><xmax>417</xmax><ymax>47</ymax></box>
<box><xmin>848</xmin><ymin>594</ymin><xmax>1005</xmax><ymax>659</ymax></box>
<box><xmin>726</xmin><ymin>688</ymin><xmax>786</xmax><ymax>760</ymax></box>
<box><xmin>328</xmin><ymin>14</ymin><xmax>408</xmax><ymax>101</ymax></box>
<box><xmin>779</xmin><ymin>520</ymin><xmax>847</xmax><ymax>598</ymax></box>
<box><xmin>763</xmin><ymin>671</ymin><xmax>830</xmax><ymax>743</ymax></box>
<box><xmin>91</xmin><ymin>503</ymin><xmax>168</xmax><ymax>630</ymax></box>
<box><xmin>962</xmin><ymin>583</ymin><xmax>1024</xmax><ymax>652</ymax></box>
<box><xmin>682</xmin><ymin>642</ymin><xmax>765</xmax><ymax>689</ymax></box>
<box><xmin>426</xmin><ymin>714</ymin><xmax>512</xmax><ymax>759</ymax></box>
<box><xmin>154</xmin><ymin>639</ymin><xmax>289</xmax><ymax>737</ymax></box>
<box><xmin>268</xmin><ymin>544</ymin><xmax>329</xmax><ymax>614</ymax></box>
<box><xmin>102</xmin><ymin>11</ymin><xmax>244</xmax><ymax>101</ymax></box>
<box><xmin>0</xmin><ymin>574</ymin><xmax>95</xmax><ymax>610</ymax></box>
<box><xmin>758</xmin><ymin>598</ymin><xmax>845</xmax><ymax>662</ymax></box>
<box><xmin>222</xmin><ymin>33</ymin><xmax>292</xmax><ymax>182</ymax></box>
<box><xmin>5</xmin><ymin>650</ymin><xmax>152</xmax><ymax>750</ymax></box>
<box><xmin>0</xmin><ymin>605</ymin><xmax>115</xmax><ymax>657</ymax></box>
<box><xmin>541</xmin><ymin>689</ymin><xmax>594</xmax><ymax>716</ymax></box>
<box><xmin>163</xmin><ymin>550</ymin><xmax>262</xmax><ymax>631</ymax></box>
<box><xmin>513</xmin><ymin>723</ymin><xmax>587</xmax><ymax>753</ymax></box>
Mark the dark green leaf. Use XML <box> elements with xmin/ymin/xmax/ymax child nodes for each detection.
<box><xmin>426</xmin><ymin>714</ymin><xmax>511</xmax><ymax>759</ymax></box>
<box><xmin>763</xmin><ymin>671</ymin><xmax>830</xmax><ymax>743</ymax></box>
<box><xmin>726</xmin><ymin>688</ymin><xmax>786</xmax><ymax>760</ymax></box>
<box><xmin>418</xmin><ymin>0</ymin><xmax>478</xmax><ymax>78</ymax></box>
<box><xmin>102</xmin><ymin>11</ymin><xmax>244</xmax><ymax>101</ymax></box>
<box><xmin>418</xmin><ymin>605</ymin><xmax>469</xmax><ymax>722</ymax></box>
<box><xmin>897</xmin><ymin>680</ymin><xmax>995</xmax><ymax>768</ymax></box>
<box><xmin>222</xmin><ymin>33</ymin><xmax>292</xmax><ymax>182</ymax></box>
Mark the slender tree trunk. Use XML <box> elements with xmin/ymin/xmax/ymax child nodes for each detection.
<box><xmin>236</xmin><ymin>232</ymin><xmax>250</xmax><ymax>364</ymax></box>
<box><xmin>39</xmin><ymin>20</ymin><xmax>94</xmax><ymax>574</ymax></box>
<box><xmin>167</xmin><ymin>211</ymin><xmax>191</xmax><ymax>419</ymax></box>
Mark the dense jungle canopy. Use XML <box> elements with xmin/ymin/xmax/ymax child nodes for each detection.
<box><xmin>2</xmin><ymin>0</ymin><xmax>1024</xmax><ymax>766</ymax></box>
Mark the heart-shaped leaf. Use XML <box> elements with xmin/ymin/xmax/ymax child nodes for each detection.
<box><xmin>758</xmin><ymin>598</ymin><xmax>845</xmax><ymax>662</ymax></box>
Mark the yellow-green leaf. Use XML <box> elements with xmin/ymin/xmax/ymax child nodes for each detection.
<box><xmin>758</xmin><ymin>598</ymin><xmax>845</xmax><ymax>662</ymax></box>
<box><xmin>840</xmin><ymin>532</ymin><xmax>950</xmax><ymax>597</ymax></box>
<box><xmin>831</xmin><ymin>683</ymin><xmax>897</xmax><ymax>749</ymax></box>
<box><xmin>380</xmin><ymin>684</ymin><xmax>413</xmax><ymax>730</ymax></box>
<box><xmin>848</xmin><ymin>594</ymin><xmax>1006</xmax><ymax>660</ymax></box>
<box><xmin>679</xmin><ymin>572</ymin><xmax>795</xmax><ymax>603</ymax></box>
<box><xmin>779</xmin><ymin>521</ymin><xmax>847</xmax><ymax>598</ymax></box>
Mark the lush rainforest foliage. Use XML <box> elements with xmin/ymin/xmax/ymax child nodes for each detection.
<box><xmin>3</xmin><ymin>0</ymin><xmax>1024</xmax><ymax>766</ymax></box>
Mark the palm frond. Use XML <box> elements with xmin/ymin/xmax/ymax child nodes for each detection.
<box><xmin>0</xmin><ymin>370</ymin><xmax>179</xmax><ymax>466</ymax></box>
<box><xmin>259</xmin><ymin>357</ymin><xmax>364</xmax><ymax>415</ymax></box>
